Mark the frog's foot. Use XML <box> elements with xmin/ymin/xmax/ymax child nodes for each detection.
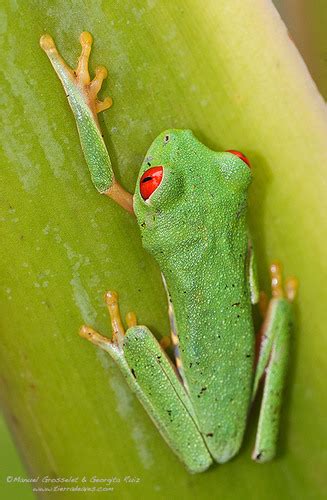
<box><xmin>79</xmin><ymin>291</ymin><xmax>138</xmax><ymax>351</ymax></box>
<box><xmin>255</xmin><ymin>262</ymin><xmax>297</xmax><ymax>357</ymax></box>
<box><xmin>40</xmin><ymin>32</ymin><xmax>112</xmax><ymax>123</ymax></box>
<box><xmin>79</xmin><ymin>324</ymin><xmax>113</xmax><ymax>351</ymax></box>
<box><xmin>270</xmin><ymin>261</ymin><xmax>298</xmax><ymax>302</ymax></box>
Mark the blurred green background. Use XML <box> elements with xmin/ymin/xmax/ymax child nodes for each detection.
<box><xmin>0</xmin><ymin>1</ymin><xmax>326</xmax><ymax>499</ymax></box>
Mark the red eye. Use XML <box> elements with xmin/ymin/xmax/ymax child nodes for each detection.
<box><xmin>140</xmin><ymin>166</ymin><xmax>163</xmax><ymax>200</ymax></box>
<box><xmin>226</xmin><ymin>150</ymin><xmax>251</xmax><ymax>168</ymax></box>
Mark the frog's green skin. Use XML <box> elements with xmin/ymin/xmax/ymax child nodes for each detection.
<box><xmin>40</xmin><ymin>32</ymin><xmax>296</xmax><ymax>473</ymax></box>
<box><xmin>134</xmin><ymin>130</ymin><xmax>254</xmax><ymax>463</ymax></box>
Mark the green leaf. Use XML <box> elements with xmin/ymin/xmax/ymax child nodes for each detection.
<box><xmin>0</xmin><ymin>1</ymin><xmax>326</xmax><ymax>498</ymax></box>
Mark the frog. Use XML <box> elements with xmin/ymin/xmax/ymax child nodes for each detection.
<box><xmin>40</xmin><ymin>32</ymin><xmax>297</xmax><ymax>473</ymax></box>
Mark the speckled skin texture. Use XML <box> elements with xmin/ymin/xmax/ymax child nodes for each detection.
<box><xmin>123</xmin><ymin>326</ymin><xmax>212</xmax><ymax>472</ymax></box>
<box><xmin>252</xmin><ymin>297</ymin><xmax>293</xmax><ymax>462</ymax></box>
<box><xmin>134</xmin><ymin>129</ymin><xmax>254</xmax><ymax>462</ymax></box>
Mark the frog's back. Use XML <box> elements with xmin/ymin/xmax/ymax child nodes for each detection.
<box><xmin>134</xmin><ymin>129</ymin><xmax>254</xmax><ymax>462</ymax></box>
<box><xmin>165</xmin><ymin>244</ymin><xmax>255</xmax><ymax>462</ymax></box>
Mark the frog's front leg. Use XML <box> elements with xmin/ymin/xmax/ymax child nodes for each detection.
<box><xmin>79</xmin><ymin>291</ymin><xmax>212</xmax><ymax>473</ymax></box>
<box><xmin>251</xmin><ymin>262</ymin><xmax>298</xmax><ymax>463</ymax></box>
<box><xmin>40</xmin><ymin>32</ymin><xmax>133</xmax><ymax>213</ymax></box>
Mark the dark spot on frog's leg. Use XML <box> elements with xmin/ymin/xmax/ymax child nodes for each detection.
<box><xmin>131</xmin><ymin>368</ymin><xmax>137</xmax><ymax>379</ymax></box>
<box><xmin>189</xmin><ymin>362</ymin><xmax>193</xmax><ymax>368</ymax></box>
<box><xmin>206</xmin><ymin>432</ymin><xmax>214</xmax><ymax>437</ymax></box>
<box><xmin>246</xmin><ymin>353</ymin><xmax>251</xmax><ymax>358</ymax></box>
<box><xmin>232</xmin><ymin>302</ymin><xmax>240</xmax><ymax>307</ymax></box>
<box><xmin>198</xmin><ymin>387</ymin><xmax>207</xmax><ymax>398</ymax></box>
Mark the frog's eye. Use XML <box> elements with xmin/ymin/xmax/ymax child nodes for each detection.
<box><xmin>164</xmin><ymin>134</ymin><xmax>170</xmax><ymax>144</ymax></box>
<box><xmin>140</xmin><ymin>166</ymin><xmax>163</xmax><ymax>200</ymax></box>
<box><xmin>226</xmin><ymin>150</ymin><xmax>251</xmax><ymax>168</ymax></box>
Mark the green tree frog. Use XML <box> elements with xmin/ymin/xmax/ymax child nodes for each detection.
<box><xmin>40</xmin><ymin>32</ymin><xmax>297</xmax><ymax>474</ymax></box>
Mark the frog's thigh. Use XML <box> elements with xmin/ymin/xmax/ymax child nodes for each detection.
<box><xmin>251</xmin><ymin>263</ymin><xmax>297</xmax><ymax>463</ymax></box>
<box><xmin>123</xmin><ymin>326</ymin><xmax>212</xmax><ymax>473</ymax></box>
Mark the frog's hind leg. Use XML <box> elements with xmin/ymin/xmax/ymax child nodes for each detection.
<box><xmin>40</xmin><ymin>32</ymin><xmax>133</xmax><ymax>212</ymax></box>
<box><xmin>251</xmin><ymin>262</ymin><xmax>298</xmax><ymax>463</ymax></box>
<box><xmin>79</xmin><ymin>290</ymin><xmax>212</xmax><ymax>473</ymax></box>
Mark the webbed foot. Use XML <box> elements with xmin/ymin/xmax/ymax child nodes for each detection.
<box><xmin>79</xmin><ymin>291</ymin><xmax>138</xmax><ymax>351</ymax></box>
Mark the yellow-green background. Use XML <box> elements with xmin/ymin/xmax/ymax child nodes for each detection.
<box><xmin>0</xmin><ymin>1</ymin><xmax>326</xmax><ymax>499</ymax></box>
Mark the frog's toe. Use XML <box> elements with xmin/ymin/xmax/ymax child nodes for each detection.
<box><xmin>79</xmin><ymin>324</ymin><xmax>112</xmax><ymax>347</ymax></box>
<box><xmin>91</xmin><ymin>65</ymin><xmax>108</xmax><ymax>93</ymax></box>
<box><xmin>96</xmin><ymin>96</ymin><xmax>113</xmax><ymax>114</ymax></box>
<box><xmin>40</xmin><ymin>34</ymin><xmax>56</xmax><ymax>52</ymax></box>
<box><xmin>104</xmin><ymin>290</ymin><xmax>127</xmax><ymax>346</ymax></box>
<box><xmin>269</xmin><ymin>261</ymin><xmax>298</xmax><ymax>302</ymax></box>
<box><xmin>92</xmin><ymin>66</ymin><xmax>113</xmax><ymax>113</ymax></box>
<box><xmin>285</xmin><ymin>276</ymin><xmax>298</xmax><ymax>302</ymax></box>
<box><xmin>126</xmin><ymin>311</ymin><xmax>137</xmax><ymax>328</ymax></box>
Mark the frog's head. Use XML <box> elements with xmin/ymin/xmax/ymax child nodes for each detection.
<box><xmin>133</xmin><ymin>129</ymin><xmax>252</xmax><ymax>258</ymax></box>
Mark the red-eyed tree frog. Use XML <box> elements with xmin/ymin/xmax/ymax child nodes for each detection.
<box><xmin>40</xmin><ymin>32</ymin><xmax>297</xmax><ymax>473</ymax></box>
